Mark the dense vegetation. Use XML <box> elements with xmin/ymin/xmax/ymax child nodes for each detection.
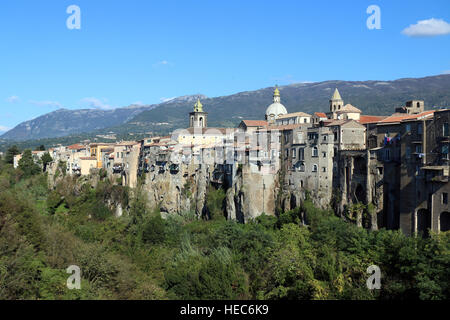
<box><xmin>0</xmin><ymin>154</ymin><xmax>449</xmax><ymax>300</ymax></box>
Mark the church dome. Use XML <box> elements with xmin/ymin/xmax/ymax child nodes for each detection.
<box><xmin>265</xmin><ymin>87</ymin><xmax>287</xmax><ymax>121</ymax></box>
<box><xmin>265</xmin><ymin>102</ymin><xmax>287</xmax><ymax>118</ymax></box>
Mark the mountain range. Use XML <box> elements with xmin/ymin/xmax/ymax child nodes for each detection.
<box><xmin>1</xmin><ymin>75</ymin><xmax>450</xmax><ymax>142</ymax></box>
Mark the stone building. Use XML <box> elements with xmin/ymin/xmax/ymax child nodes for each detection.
<box><xmin>282</xmin><ymin>124</ymin><xmax>335</xmax><ymax>208</ymax></box>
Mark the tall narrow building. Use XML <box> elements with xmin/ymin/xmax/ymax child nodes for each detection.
<box><xmin>189</xmin><ymin>98</ymin><xmax>208</xmax><ymax>128</ymax></box>
<box><xmin>328</xmin><ymin>88</ymin><xmax>344</xmax><ymax>119</ymax></box>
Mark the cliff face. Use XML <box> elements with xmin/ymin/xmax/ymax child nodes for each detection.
<box><xmin>141</xmin><ymin>162</ymin><xmax>213</xmax><ymax>218</ymax></box>
<box><xmin>140</xmin><ymin>161</ymin><xmax>281</xmax><ymax>222</ymax></box>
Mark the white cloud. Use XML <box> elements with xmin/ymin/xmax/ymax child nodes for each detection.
<box><xmin>6</xmin><ymin>95</ymin><xmax>20</xmax><ymax>103</ymax></box>
<box><xmin>0</xmin><ymin>125</ymin><xmax>10</xmax><ymax>132</ymax></box>
<box><xmin>153</xmin><ymin>60</ymin><xmax>173</xmax><ymax>68</ymax></box>
<box><xmin>402</xmin><ymin>18</ymin><xmax>450</xmax><ymax>37</ymax></box>
<box><xmin>30</xmin><ymin>100</ymin><xmax>63</xmax><ymax>108</ymax></box>
<box><xmin>81</xmin><ymin>97</ymin><xmax>115</xmax><ymax>110</ymax></box>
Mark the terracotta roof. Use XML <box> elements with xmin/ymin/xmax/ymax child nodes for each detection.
<box><xmin>67</xmin><ymin>144</ymin><xmax>85</xmax><ymax>150</ymax></box>
<box><xmin>377</xmin><ymin>111</ymin><xmax>435</xmax><ymax>124</ymax></box>
<box><xmin>358</xmin><ymin>115</ymin><xmax>387</xmax><ymax>124</ymax></box>
<box><xmin>336</xmin><ymin>104</ymin><xmax>362</xmax><ymax>114</ymax></box>
<box><xmin>240</xmin><ymin>120</ymin><xmax>268</xmax><ymax>127</ymax></box>
<box><xmin>314</xmin><ymin>112</ymin><xmax>327</xmax><ymax>118</ymax></box>
<box><xmin>324</xmin><ymin>120</ymin><xmax>350</xmax><ymax>126</ymax></box>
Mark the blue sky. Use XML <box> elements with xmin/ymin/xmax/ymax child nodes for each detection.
<box><xmin>1</xmin><ymin>0</ymin><xmax>449</xmax><ymax>131</ymax></box>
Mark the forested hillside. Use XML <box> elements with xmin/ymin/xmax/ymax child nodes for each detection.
<box><xmin>0</xmin><ymin>153</ymin><xmax>449</xmax><ymax>300</ymax></box>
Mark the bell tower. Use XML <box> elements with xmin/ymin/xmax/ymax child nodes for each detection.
<box><xmin>329</xmin><ymin>88</ymin><xmax>344</xmax><ymax>119</ymax></box>
<box><xmin>189</xmin><ymin>99</ymin><xmax>208</xmax><ymax>128</ymax></box>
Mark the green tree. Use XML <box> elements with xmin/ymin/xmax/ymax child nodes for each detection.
<box><xmin>18</xmin><ymin>149</ymin><xmax>41</xmax><ymax>178</ymax></box>
<box><xmin>5</xmin><ymin>145</ymin><xmax>20</xmax><ymax>164</ymax></box>
<box><xmin>41</xmin><ymin>152</ymin><xmax>53</xmax><ymax>172</ymax></box>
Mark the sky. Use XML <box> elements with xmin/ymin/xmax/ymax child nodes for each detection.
<box><xmin>0</xmin><ymin>0</ymin><xmax>449</xmax><ymax>132</ymax></box>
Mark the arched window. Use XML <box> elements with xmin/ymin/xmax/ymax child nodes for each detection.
<box><xmin>312</xmin><ymin>146</ymin><xmax>318</xmax><ymax>157</ymax></box>
<box><xmin>199</xmin><ymin>117</ymin><xmax>204</xmax><ymax>127</ymax></box>
<box><xmin>312</xmin><ymin>164</ymin><xmax>318</xmax><ymax>172</ymax></box>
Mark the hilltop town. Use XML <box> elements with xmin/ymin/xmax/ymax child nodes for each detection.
<box><xmin>14</xmin><ymin>87</ymin><xmax>450</xmax><ymax>236</ymax></box>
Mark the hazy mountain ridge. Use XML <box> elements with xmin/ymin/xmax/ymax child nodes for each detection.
<box><xmin>2</xmin><ymin>75</ymin><xmax>449</xmax><ymax>141</ymax></box>
<box><xmin>0</xmin><ymin>94</ymin><xmax>207</xmax><ymax>141</ymax></box>
<box><xmin>119</xmin><ymin>74</ymin><xmax>450</xmax><ymax>134</ymax></box>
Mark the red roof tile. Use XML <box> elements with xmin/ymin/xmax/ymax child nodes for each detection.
<box><xmin>378</xmin><ymin>111</ymin><xmax>435</xmax><ymax>124</ymax></box>
<box><xmin>67</xmin><ymin>144</ymin><xmax>85</xmax><ymax>150</ymax></box>
<box><xmin>358</xmin><ymin>115</ymin><xmax>387</xmax><ymax>124</ymax></box>
<box><xmin>241</xmin><ymin>120</ymin><xmax>268</xmax><ymax>127</ymax></box>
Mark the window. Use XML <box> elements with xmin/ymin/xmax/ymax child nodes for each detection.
<box><xmin>444</xmin><ymin>123</ymin><xmax>449</xmax><ymax>137</ymax></box>
<box><xmin>298</xmin><ymin>148</ymin><xmax>305</xmax><ymax>160</ymax></box>
<box><xmin>385</xmin><ymin>149</ymin><xmax>391</xmax><ymax>161</ymax></box>
<box><xmin>443</xmin><ymin>193</ymin><xmax>448</xmax><ymax>205</ymax></box>
<box><xmin>442</xmin><ymin>145</ymin><xmax>449</xmax><ymax>159</ymax></box>
<box><xmin>415</xmin><ymin>145</ymin><xmax>422</xmax><ymax>154</ymax></box>
<box><xmin>406</xmin><ymin>146</ymin><xmax>411</xmax><ymax>159</ymax></box>
<box><xmin>312</xmin><ymin>164</ymin><xmax>318</xmax><ymax>172</ymax></box>
<box><xmin>297</xmin><ymin>132</ymin><xmax>304</xmax><ymax>141</ymax></box>
<box><xmin>312</xmin><ymin>147</ymin><xmax>318</xmax><ymax>157</ymax></box>
<box><xmin>304</xmin><ymin>118</ymin><xmax>307</xmax><ymax>123</ymax></box>
<box><xmin>417</xmin><ymin>123</ymin><xmax>423</xmax><ymax>135</ymax></box>
<box><xmin>299</xmin><ymin>163</ymin><xmax>305</xmax><ymax>172</ymax></box>
<box><xmin>334</xmin><ymin>132</ymin><xmax>338</xmax><ymax>141</ymax></box>
<box><xmin>285</xmin><ymin>149</ymin><xmax>289</xmax><ymax>157</ymax></box>
<box><xmin>322</xmin><ymin>152</ymin><xmax>327</xmax><ymax>158</ymax></box>
<box><xmin>291</xmin><ymin>148</ymin><xmax>296</xmax><ymax>158</ymax></box>
<box><xmin>406</xmin><ymin>124</ymin><xmax>411</xmax><ymax>133</ymax></box>
<box><xmin>300</xmin><ymin>180</ymin><xmax>304</xmax><ymax>187</ymax></box>
<box><xmin>322</xmin><ymin>167</ymin><xmax>326</xmax><ymax>172</ymax></box>
<box><xmin>323</xmin><ymin>135</ymin><xmax>327</xmax><ymax>141</ymax></box>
